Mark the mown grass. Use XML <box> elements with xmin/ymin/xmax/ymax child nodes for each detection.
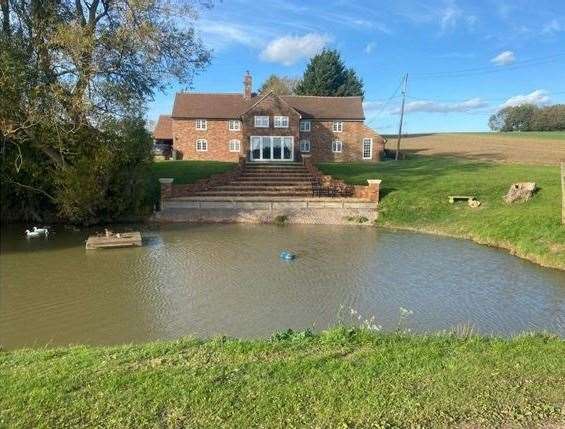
<box><xmin>151</xmin><ymin>160</ymin><xmax>236</xmax><ymax>184</ymax></box>
<box><xmin>148</xmin><ymin>160</ymin><xmax>236</xmax><ymax>204</ymax></box>
<box><xmin>319</xmin><ymin>156</ymin><xmax>565</xmax><ymax>269</ymax></box>
<box><xmin>1</xmin><ymin>328</ymin><xmax>563</xmax><ymax>428</ymax></box>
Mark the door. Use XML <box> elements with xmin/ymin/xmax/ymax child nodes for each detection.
<box><xmin>250</xmin><ymin>136</ymin><xmax>294</xmax><ymax>161</ymax></box>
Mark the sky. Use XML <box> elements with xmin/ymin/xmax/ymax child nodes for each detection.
<box><xmin>147</xmin><ymin>0</ymin><xmax>565</xmax><ymax>134</ymax></box>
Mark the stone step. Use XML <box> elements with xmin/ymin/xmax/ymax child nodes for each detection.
<box><xmin>246</xmin><ymin>162</ymin><xmax>303</xmax><ymax>167</ymax></box>
<box><xmin>243</xmin><ymin>169</ymin><xmax>308</xmax><ymax>174</ymax></box>
<box><xmin>215</xmin><ymin>185</ymin><xmax>313</xmax><ymax>191</ymax></box>
<box><xmin>192</xmin><ymin>191</ymin><xmax>313</xmax><ymax>197</ymax></box>
<box><xmin>231</xmin><ymin>180</ymin><xmax>313</xmax><ymax>185</ymax></box>
<box><xmin>241</xmin><ymin>172</ymin><xmax>311</xmax><ymax>177</ymax></box>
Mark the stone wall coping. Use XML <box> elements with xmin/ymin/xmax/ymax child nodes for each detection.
<box><xmin>367</xmin><ymin>179</ymin><xmax>382</xmax><ymax>185</ymax></box>
<box><xmin>159</xmin><ymin>178</ymin><xmax>175</xmax><ymax>184</ymax></box>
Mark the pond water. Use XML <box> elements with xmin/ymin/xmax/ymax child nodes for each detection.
<box><xmin>0</xmin><ymin>224</ymin><xmax>563</xmax><ymax>349</ymax></box>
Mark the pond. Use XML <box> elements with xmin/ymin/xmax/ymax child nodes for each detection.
<box><xmin>1</xmin><ymin>224</ymin><xmax>563</xmax><ymax>349</ymax></box>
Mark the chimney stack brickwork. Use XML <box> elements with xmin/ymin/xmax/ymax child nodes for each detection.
<box><xmin>243</xmin><ymin>71</ymin><xmax>252</xmax><ymax>99</ymax></box>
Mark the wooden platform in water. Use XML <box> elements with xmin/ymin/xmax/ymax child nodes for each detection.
<box><xmin>86</xmin><ymin>232</ymin><xmax>142</xmax><ymax>250</ymax></box>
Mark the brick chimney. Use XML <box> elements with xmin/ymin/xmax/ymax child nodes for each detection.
<box><xmin>243</xmin><ymin>71</ymin><xmax>252</xmax><ymax>99</ymax></box>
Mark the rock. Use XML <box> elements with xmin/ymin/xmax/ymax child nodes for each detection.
<box><xmin>468</xmin><ymin>199</ymin><xmax>481</xmax><ymax>208</ymax></box>
<box><xmin>503</xmin><ymin>182</ymin><xmax>536</xmax><ymax>204</ymax></box>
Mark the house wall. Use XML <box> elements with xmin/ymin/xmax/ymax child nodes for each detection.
<box><xmin>171</xmin><ymin>98</ymin><xmax>384</xmax><ymax>162</ymax></box>
<box><xmin>298</xmin><ymin>121</ymin><xmax>384</xmax><ymax>162</ymax></box>
<box><xmin>172</xmin><ymin>119</ymin><xmax>243</xmax><ymax>162</ymax></box>
<box><xmin>241</xmin><ymin>94</ymin><xmax>301</xmax><ymax>160</ymax></box>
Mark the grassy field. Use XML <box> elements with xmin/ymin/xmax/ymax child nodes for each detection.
<box><xmin>387</xmin><ymin>132</ymin><xmax>565</xmax><ymax>164</ymax></box>
<box><xmin>464</xmin><ymin>131</ymin><xmax>565</xmax><ymax>140</ymax></box>
<box><xmin>319</xmin><ymin>157</ymin><xmax>565</xmax><ymax>269</ymax></box>
<box><xmin>1</xmin><ymin>328</ymin><xmax>563</xmax><ymax>428</ymax></box>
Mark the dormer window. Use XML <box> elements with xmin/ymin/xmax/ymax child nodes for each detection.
<box><xmin>196</xmin><ymin>119</ymin><xmax>207</xmax><ymax>130</ymax></box>
<box><xmin>274</xmin><ymin>116</ymin><xmax>289</xmax><ymax>128</ymax></box>
<box><xmin>332</xmin><ymin>121</ymin><xmax>343</xmax><ymax>132</ymax></box>
<box><xmin>228</xmin><ymin>120</ymin><xmax>241</xmax><ymax>131</ymax></box>
<box><xmin>300</xmin><ymin>120</ymin><xmax>311</xmax><ymax>132</ymax></box>
<box><xmin>254</xmin><ymin>116</ymin><xmax>269</xmax><ymax>128</ymax></box>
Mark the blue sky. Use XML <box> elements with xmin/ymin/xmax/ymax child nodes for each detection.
<box><xmin>147</xmin><ymin>0</ymin><xmax>565</xmax><ymax>134</ymax></box>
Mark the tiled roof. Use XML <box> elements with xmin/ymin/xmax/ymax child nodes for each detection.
<box><xmin>153</xmin><ymin>115</ymin><xmax>173</xmax><ymax>139</ymax></box>
<box><xmin>171</xmin><ymin>93</ymin><xmax>365</xmax><ymax>120</ymax></box>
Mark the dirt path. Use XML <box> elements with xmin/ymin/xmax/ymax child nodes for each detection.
<box><xmin>387</xmin><ymin>133</ymin><xmax>565</xmax><ymax>165</ymax></box>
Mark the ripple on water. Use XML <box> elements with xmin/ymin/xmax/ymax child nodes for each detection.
<box><xmin>0</xmin><ymin>223</ymin><xmax>563</xmax><ymax>348</ymax></box>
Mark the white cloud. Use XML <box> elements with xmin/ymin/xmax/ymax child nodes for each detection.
<box><xmin>392</xmin><ymin>98</ymin><xmax>488</xmax><ymax>114</ymax></box>
<box><xmin>364</xmin><ymin>42</ymin><xmax>376</xmax><ymax>54</ymax></box>
<box><xmin>500</xmin><ymin>90</ymin><xmax>551</xmax><ymax>108</ymax></box>
<box><xmin>439</xmin><ymin>1</ymin><xmax>462</xmax><ymax>32</ymax></box>
<box><xmin>363</xmin><ymin>101</ymin><xmax>385</xmax><ymax>113</ymax></box>
<box><xmin>198</xmin><ymin>20</ymin><xmax>264</xmax><ymax>50</ymax></box>
<box><xmin>542</xmin><ymin>19</ymin><xmax>562</xmax><ymax>35</ymax></box>
<box><xmin>491</xmin><ymin>50</ymin><xmax>516</xmax><ymax>66</ymax></box>
<box><xmin>260</xmin><ymin>33</ymin><xmax>330</xmax><ymax>66</ymax></box>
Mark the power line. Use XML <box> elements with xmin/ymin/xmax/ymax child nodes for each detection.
<box><xmin>411</xmin><ymin>53</ymin><xmax>565</xmax><ymax>80</ymax></box>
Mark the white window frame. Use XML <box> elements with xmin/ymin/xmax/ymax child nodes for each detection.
<box><xmin>254</xmin><ymin>116</ymin><xmax>269</xmax><ymax>128</ymax></box>
<box><xmin>299</xmin><ymin>139</ymin><xmax>311</xmax><ymax>153</ymax></box>
<box><xmin>196</xmin><ymin>139</ymin><xmax>207</xmax><ymax>152</ymax></box>
<box><xmin>362</xmin><ymin>138</ymin><xmax>373</xmax><ymax>160</ymax></box>
<box><xmin>274</xmin><ymin>116</ymin><xmax>289</xmax><ymax>128</ymax></box>
<box><xmin>228</xmin><ymin>139</ymin><xmax>241</xmax><ymax>152</ymax></box>
<box><xmin>332</xmin><ymin>121</ymin><xmax>343</xmax><ymax>132</ymax></box>
<box><xmin>228</xmin><ymin>120</ymin><xmax>241</xmax><ymax>131</ymax></box>
<box><xmin>195</xmin><ymin>119</ymin><xmax>207</xmax><ymax>130</ymax></box>
<box><xmin>299</xmin><ymin>120</ymin><xmax>311</xmax><ymax>132</ymax></box>
<box><xmin>332</xmin><ymin>140</ymin><xmax>343</xmax><ymax>153</ymax></box>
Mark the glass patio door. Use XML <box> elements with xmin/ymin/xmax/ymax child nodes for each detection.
<box><xmin>250</xmin><ymin>136</ymin><xmax>293</xmax><ymax>161</ymax></box>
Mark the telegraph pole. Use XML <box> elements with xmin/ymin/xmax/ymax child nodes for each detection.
<box><xmin>395</xmin><ymin>73</ymin><xmax>408</xmax><ymax>161</ymax></box>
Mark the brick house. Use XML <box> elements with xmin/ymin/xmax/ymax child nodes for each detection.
<box><xmin>154</xmin><ymin>72</ymin><xmax>384</xmax><ymax>163</ymax></box>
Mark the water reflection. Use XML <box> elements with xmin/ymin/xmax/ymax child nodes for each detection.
<box><xmin>0</xmin><ymin>224</ymin><xmax>563</xmax><ymax>349</ymax></box>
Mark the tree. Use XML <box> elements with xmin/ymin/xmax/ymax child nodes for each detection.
<box><xmin>0</xmin><ymin>0</ymin><xmax>211</xmax><ymax>223</ymax></box>
<box><xmin>488</xmin><ymin>104</ymin><xmax>564</xmax><ymax>132</ymax></box>
<box><xmin>259</xmin><ymin>75</ymin><xmax>299</xmax><ymax>95</ymax></box>
<box><xmin>295</xmin><ymin>49</ymin><xmax>364</xmax><ymax>98</ymax></box>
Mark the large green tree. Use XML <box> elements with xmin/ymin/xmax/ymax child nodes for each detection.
<box><xmin>0</xmin><ymin>0</ymin><xmax>211</xmax><ymax>223</ymax></box>
<box><xmin>295</xmin><ymin>49</ymin><xmax>364</xmax><ymax>98</ymax></box>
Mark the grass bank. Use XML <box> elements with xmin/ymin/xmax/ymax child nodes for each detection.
<box><xmin>149</xmin><ymin>160</ymin><xmax>236</xmax><ymax>204</ymax></box>
<box><xmin>1</xmin><ymin>328</ymin><xmax>563</xmax><ymax>428</ymax></box>
<box><xmin>319</xmin><ymin>157</ymin><xmax>565</xmax><ymax>269</ymax></box>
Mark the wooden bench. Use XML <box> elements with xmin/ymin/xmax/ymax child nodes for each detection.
<box><xmin>448</xmin><ymin>195</ymin><xmax>477</xmax><ymax>204</ymax></box>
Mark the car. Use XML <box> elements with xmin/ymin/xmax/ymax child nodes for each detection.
<box><xmin>152</xmin><ymin>142</ymin><xmax>172</xmax><ymax>158</ymax></box>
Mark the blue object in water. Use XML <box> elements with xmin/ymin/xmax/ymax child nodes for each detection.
<box><xmin>279</xmin><ymin>250</ymin><xmax>296</xmax><ymax>260</ymax></box>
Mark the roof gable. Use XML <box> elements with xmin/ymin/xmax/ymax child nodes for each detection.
<box><xmin>153</xmin><ymin>115</ymin><xmax>173</xmax><ymax>139</ymax></box>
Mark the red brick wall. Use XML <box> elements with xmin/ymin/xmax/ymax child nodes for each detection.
<box><xmin>172</xmin><ymin>119</ymin><xmax>243</xmax><ymax>161</ymax></box>
<box><xmin>241</xmin><ymin>94</ymin><xmax>301</xmax><ymax>160</ymax></box>
<box><xmin>298</xmin><ymin>120</ymin><xmax>384</xmax><ymax>162</ymax></box>
<box><xmin>171</xmin><ymin>94</ymin><xmax>385</xmax><ymax>162</ymax></box>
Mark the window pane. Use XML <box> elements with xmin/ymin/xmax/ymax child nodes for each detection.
<box><xmin>272</xmin><ymin>137</ymin><xmax>282</xmax><ymax>159</ymax></box>
<box><xmin>262</xmin><ymin>136</ymin><xmax>271</xmax><ymax>159</ymax></box>
<box><xmin>251</xmin><ymin>137</ymin><xmax>260</xmax><ymax>159</ymax></box>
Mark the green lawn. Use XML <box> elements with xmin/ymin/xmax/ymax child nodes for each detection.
<box><xmin>1</xmin><ymin>328</ymin><xmax>563</xmax><ymax>428</ymax></box>
<box><xmin>151</xmin><ymin>160</ymin><xmax>236</xmax><ymax>184</ymax></box>
<box><xmin>319</xmin><ymin>157</ymin><xmax>565</xmax><ymax>269</ymax></box>
<box><xmin>148</xmin><ymin>160</ymin><xmax>236</xmax><ymax>203</ymax></box>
